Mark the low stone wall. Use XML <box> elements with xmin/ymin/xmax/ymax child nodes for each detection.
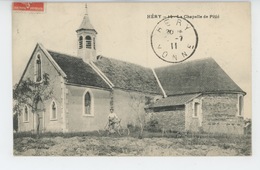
<box><xmin>147</xmin><ymin>109</ymin><xmax>185</xmax><ymax>132</ymax></box>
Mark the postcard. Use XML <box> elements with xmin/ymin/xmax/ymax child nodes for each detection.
<box><xmin>12</xmin><ymin>2</ymin><xmax>251</xmax><ymax>156</ymax></box>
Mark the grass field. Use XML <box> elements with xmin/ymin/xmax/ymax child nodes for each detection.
<box><xmin>13</xmin><ymin>131</ymin><xmax>251</xmax><ymax>156</ymax></box>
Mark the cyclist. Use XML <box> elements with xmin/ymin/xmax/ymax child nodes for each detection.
<box><xmin>108</xmin><ymin>108</ymin><xmax>119</xmax><ymax>130</ymax></box>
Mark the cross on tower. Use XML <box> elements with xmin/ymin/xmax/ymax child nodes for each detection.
<box><xmin>85</xmin><ymin>3</ymin><xmax>88</xmax><ymax>15</ymax></box>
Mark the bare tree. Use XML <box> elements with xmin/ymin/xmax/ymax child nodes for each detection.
<box><xmin>13</xmin><ymin>73</ymin><xmax>53</xmax><ymax>137</ymax></box>
<box><xmin>128</xmin><ymin>92</ymin><xmax>149</xmax><ymax>138</ymax></box>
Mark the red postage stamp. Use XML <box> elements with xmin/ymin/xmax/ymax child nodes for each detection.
<box><xmin>13</xmin><ymin>2</ymin><xmax>44</xmax><ymax>12</ymax></box>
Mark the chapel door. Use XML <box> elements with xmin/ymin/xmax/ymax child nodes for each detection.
<box><xmin>36</xmin><ymin>111</ymin><xmax>44</xmax><ymax>133</ymax></box>
<box><xmin>35</xmin><ymin>98</ymin><xmax>44</xmax><ymax>133</ymax></box>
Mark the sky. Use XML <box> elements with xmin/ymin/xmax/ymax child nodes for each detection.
<box><xmin>12</xmin><ymin>2</ymin><xmax>251</xmax><ymax>118</ymax></box>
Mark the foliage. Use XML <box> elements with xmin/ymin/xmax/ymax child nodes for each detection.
<box><xmin>13</xmin><ymin>73</ymin><xmax>53</xmax><ymax>135</ymax></box>
<box><xmin>13</xmin><ymin>113</ymin><xmax>18</xmax><ymax>132</ymax></box>
<box><xmin>14</xmin><ymin>131</ymin><xmax>107</xmax><ymax>139</ymax></box>
<box><xmin>128</xmin><ymin>93</ymin><xmax>147</xmax><ymax>138</ymax></box>
<box><xmin>145</xmin><ymin>119</ymin><xmax>160</xmax><ymax>132</ymax></box>
<box><xmin>244</xmin><ymin>118</ymin><xmax>251</xmax><ymax>135</ymax></box>
<box><xmin>13</xmin><ymin>73</ymin><xmax>53</xmax><ymax>115</ymax></box>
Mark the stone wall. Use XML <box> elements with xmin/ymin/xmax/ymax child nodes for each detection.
<box><xmin>185</xmin><ymin>93</ymin><xmax>244</xmax><ymax>135</ymax></box>
<box><xmin>18</xmin><ymin>46</ymin><xmax>64</xmax><ymax>133</ymax></box>
<box><xmin>65</xmin><ymin>85</ymin><xmax>111</xmax><ymax>132</ymax></box>
<box><xmin>201</xmin><ymin>93</ymin><xmax>244</xmax><ymax>135</ymax></box>
<box><xmin>146</xmin><ymin>108</ymin><xmax>185</xmax><ymax>132</ymax></box>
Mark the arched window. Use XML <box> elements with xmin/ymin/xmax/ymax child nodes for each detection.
<box><xmin>194</xmin><ymin>102</ymin><xmax>200</xmax><ymax>117</ymax></box>
<box><xmin>238</xmin><ymin>96</ymin><xmax>243</xmax><ymax>116</ymax></box>
<box><xmin>86</xmin><ymin>36</ymin><xmax>92</xmax><ymax>49</ymax></box>
<box><xmin>84</xmin><ymin>92</ymin><xmax>91</xmax><ymax>115</ymax></box>
<box><xmin>193</xmin><ymin>99</ymin><xmax>200</xmax><ymax>118</ymax></box>
<box><xmin>23</xmin><ymin>105</ymin><xmax>29</xmax><ymax>122</ymax></box>
<box><xmin>50</xmin><ymin>101</ymin><xmax>57</xmax><ymax>120</ymax></box>
<box><xmin>82</xmin><ymin>89</ymin><xmax>94</xmax><ymax>116</ymax></box>
<box><xmin>79</xmin><ymin>36</ymin><xmax>83</xmax><ymax>49</ymax></box>
<box><xmin>36</xmin><ymin>54</ymin><xmax>42</xmax><ymax>82</ymax></box>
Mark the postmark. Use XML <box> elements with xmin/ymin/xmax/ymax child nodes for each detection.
<box><xmin>151</xmin><ymin>16</ymin><xmax>198</xmax><ymax>63</ymax></box>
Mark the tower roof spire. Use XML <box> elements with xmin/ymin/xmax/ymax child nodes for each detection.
<box><xmin>85</xmin><ymin>3</ymin><xmax>88</xmax><ymax>15</ymax></box>
<box><xmin>76</xmin><ymin>3</ymin><xmax>97</xmax><ymax>33</ymax></box>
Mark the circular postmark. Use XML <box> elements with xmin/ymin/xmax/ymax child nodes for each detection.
<box><xmin>151</xmin><ymin>16</ymin><xmax>198</xmax><ymax>63</ymax></box>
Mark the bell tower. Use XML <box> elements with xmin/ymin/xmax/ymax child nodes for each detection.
<box><xmin>76</xmin><ymin>4</ymin><xmax>97</xmax><ymax>63</ymax></box>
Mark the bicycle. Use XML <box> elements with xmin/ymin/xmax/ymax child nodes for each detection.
<box><xmin>103</xmin><ymin>119</ymin><xmax>130</xmax><ymax>136</ymax></box>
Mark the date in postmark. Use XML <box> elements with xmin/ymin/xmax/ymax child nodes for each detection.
<box><xmin>151</xmin><ymin>16</ymin><xmax>198</xmax><ymax>63</ymax></box>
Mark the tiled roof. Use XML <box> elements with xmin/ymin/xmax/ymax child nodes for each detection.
<box><xmin>94</xmin><ymin>56</ymin><xmax>162</xmax><ymax>94</ymax></box>
<box><xmin>155</xmin><ymin>58</ymin><xmax>245</xmax><ymax>96</ymax></box>
<box><xmin>148</xmin><ymin>94</ymin><xmax>200</xmax><ymax>108</ymax></box>
<box><xmin>48</xmin><ymin>51</ymin><xmax>110</xmax><ymax>89</ymax></box>
<box><xmin>76</xmin><ymin>14</ymin><xmax>96</xmax><ymax>33</ymax></box>
<box><xmin>47</xmin><ymin>50</ymin><xmax>244</xmax><ymax>96</ymax></box>
<box><xmin>48</xmin><ymin>51</ymin><xmax>162</xmax><ymax>94</ymax></box>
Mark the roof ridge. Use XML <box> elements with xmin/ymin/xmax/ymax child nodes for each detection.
<box><xmin>155</xmin><ymin>57</ymin><xmax>214</xmax><ymax>69</ymax></box>
<box><xmin>49</xmin><ymin>50</ymin><xmax>110</xmax><ymax>89</ymax></box>
<box><xmin>47</xmin><ymin>51</ymin><xmax>155</xmax><ymax>71</ymax></box>
<box><xmin>96</xmin><ymin>55</ymin><xmax>151</xmax><ymax>69</ymax></box>
<box><xmin>167</xmin><ymin>92</ymin><xmax>202</xmax><ymax>97</ymax></box>
<box><xmin>151</xmin><ymin>68</ymin><xmax>167</xmax><ymax>97</ymax></box>
<box><xmin>47</xmin><ymin>49</ymin><xmax>81</xmax><ymax>60</ymax></box>
<box><xmin>47</xmin><ymin>52</ymin><xmax>151</xmax><ymax>70</ymax></box>
<box><xmin>89</xmin><ymin>61</ymin><xmax>114</xmax><ymax>88</ymax></box>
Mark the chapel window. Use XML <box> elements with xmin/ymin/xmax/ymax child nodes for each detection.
<box><xmin>51</xmin><ymin>101</ymin><xmax>57</xmax><ymax>120</ymax></box>
<box><xmin>23</xmin><ymin>105</ymin><xmax>29</xmax><ymax>122</ymax></box>
<box><xmin>86</xmin><ymin>36</ymin><xmax>92</xmax><ymax>49</ymax></box>
<box><xmin>36</xmin><ymin>54</ymin><xmax>42</xmax><ymax>82</ymax></box>
<box><xmin>194</xmin><ymin>102</ymin><xmax>200</xmax><ymax>117</ymax></box>
<box><xmin>79</xmin><ymin>36</ymin><xmax>83</xmax><ymax>49</ymax></box>
<box><xmin>84</xmin><ymin>92</ymin><xmax>91</xmax><ymax>115</ymax></box>
<box><xmin>238</xmin><ymin>96</ymin><xmax>243</xmax><ymax>116</ymax></box>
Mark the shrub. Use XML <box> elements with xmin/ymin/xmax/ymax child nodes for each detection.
<box><xmin>14</xmin><ymin>132</ymin><xmax>36</xmax><ymax>139</ymax></box>
<box><xmin>14</xmin><ymin>131</ymin><xmax>100</xmax><ymax>139</ymax></box>
<box><xmin>13</xmin><ymin>113</ymin><xmax>18</xmax><ymax>132</ymax></box>
<box><xmin>145</xmin><ymin>119</ymin><xmax>160</xmax><ymax>132</ymax></box>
